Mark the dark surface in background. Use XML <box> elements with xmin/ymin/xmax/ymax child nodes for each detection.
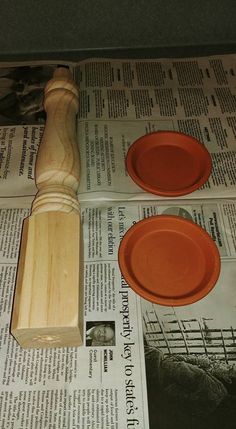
<box><xmin>0</xmin><ymin>0</ymin><xmax>236</xmax><ymax>61</ymax></box>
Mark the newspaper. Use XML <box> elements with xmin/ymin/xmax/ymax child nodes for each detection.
<box><xmin>1</xmin><ymin>56</ymin><xmax>236</xmax><ymax>204</ymax></box>
<box><xmin>0</xmin><ymin>56</ymin><xmax>236</xmax><ymax>428</ymax></box>
<box><xmin>77</xmin><ymin>56</ymin><xmax>236</xmax><ymax>201</ymax></box>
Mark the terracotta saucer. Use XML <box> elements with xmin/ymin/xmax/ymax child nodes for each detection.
<box><xmin>118</xmin><ymin>215</ymin><xmax>221</xmax><ymax>306</ymax></box>
<box><xmin>126</xmin><ymin>131</ymin><xmax>212</xmax><ymax>197</ymax></box>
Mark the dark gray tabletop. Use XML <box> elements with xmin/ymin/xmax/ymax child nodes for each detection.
<box><xmin>0</xmin><ymin>0</ymin><xmax>236</xmax><ymax>61</ymax></box>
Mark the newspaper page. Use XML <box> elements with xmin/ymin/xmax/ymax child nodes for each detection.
<box><xmin>0</xmin><ymin>199</ymin><xmax>236</xmax><ymax>428</ymax></box>
<box><xmin>1</xmin><ymin>56</ymin><xmax>236</xmax><ymax>205</ymax></box>
<box><xmin>76</xmin><ymin>55</ymin><xmax>236</xmax><ymax>201</ymax></box>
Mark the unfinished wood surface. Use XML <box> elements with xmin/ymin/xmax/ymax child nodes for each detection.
<box><xmin>11</xmin><ymin>67</ymin><xmax>83</xmax><ymax>348</ymax></box>
<box><xmin>32</xmin><ymin>66</ymin><xmax>80</xmax><ymax>215</ymax></box>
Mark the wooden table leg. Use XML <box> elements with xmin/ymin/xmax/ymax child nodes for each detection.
<box><xmin>11</xmin><ymin>67</ymin><xmax>83</xmax><ymax>348</ymax></box>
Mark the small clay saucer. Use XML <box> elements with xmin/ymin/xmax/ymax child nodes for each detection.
<box><xmin>118</xmin><ymin>215</ymin><xmax>220</xmax><ymax>306</ymax></box>
<box><xmin>126</xmin><ymin>131</ymin><xmax>212</xmax><ymax>197</ymax></box>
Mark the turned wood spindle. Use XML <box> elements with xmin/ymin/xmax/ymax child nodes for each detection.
<box><xmin>11</xmin><ymin>67</ymin><xmax>83</xmax><ymax>348</ymax></box>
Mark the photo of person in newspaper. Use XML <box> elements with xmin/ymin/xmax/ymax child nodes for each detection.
<box><xmin>85</xmin><ymin>321</ymin><xmax>116</xmax><ymax>346</ymax></box>
<box><xmin>0</xmin><ymin>65</ymin><xmax>55</xmax><ymax>125</ymax></box>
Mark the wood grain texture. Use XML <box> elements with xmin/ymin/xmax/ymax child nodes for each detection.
<box><xmin>32</xmin><ymin>67</ymin><xmax>80</xmax><ymax>214</ymax></box>
<box><xmin>11</xmin><ymin>68</ymin><xmax>83</xmax><ymax>348</ymax></box>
